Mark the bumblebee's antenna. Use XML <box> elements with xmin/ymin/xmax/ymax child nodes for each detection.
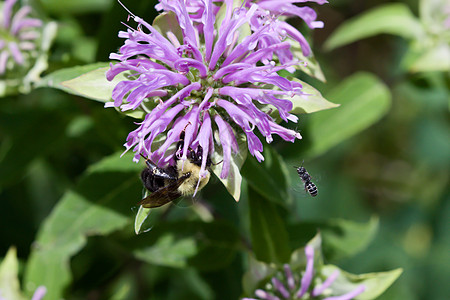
<box><xmin>139</xmin><ymin>152</ymin><xmax>147</xmax><ymax>160</ymax></box>
<box><xmin>212</xmin><ymin>160</ymin><xmax>223</xmax><ymax>166</ymax></box>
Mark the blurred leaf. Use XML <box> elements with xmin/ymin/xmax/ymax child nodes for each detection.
<box><xmin>241</xmin><ymin>147</ymin><xmax>291</xmax><ymax>206</ymax></box>
<box><xmin>306</xmin><ymin>72</ymin><xmax>391</xmax><ymax>157</ymax></box>
<box><xmin>248</xmin><ymin>187</ymin><xmax>291</xmax><ymax>264</ymax></box>
<box><xmin>242</xmin><ymin>254</ymin><xmax>277</xmax><ymax>295</ymax></box>
<box><xmin>289</xmin><ymin>217</ymin><xmax>380</xmax><ymax>262</ymax></box>
<box><xmin>0</xmin><ymin>109</ymin><xmax>67</xmax><ymax>187</ymax></box>
<box><xmin>130</xmin><ymin>221</ymin><xmax>240</xmax><ymax>271</ymax></box>
<box><xmin>134</xmin><ymin>234</ymin><xmax>197</xmax><ymax>268</ymax></box>
<box><xmin>324</xmin><ymin>3</ymin><xmax>424</xmax><ymax>51</ymax></box>
<box><xmin>211</xmin><ymin>133</ymin><xmax>247</xmax><ymax>202</ymax></box>
<box><xmin>290</xmin><ymin>78</ymin><xmax>340</xmax><ymax>114</ymax></box>
<box><xmin>24</xmin><ymin>153</ymin><xmax>142</xmax><ymax>299</ymax></box>
<box><xmin>407</xmin><ymin>43</ymin><xmax>450</xmax><ymax>73</ymax></box>
<box><xmin>321</xmin><ymin>265</ymin><xmax>403</xmax><ymax>300</ymax></box>
<box><xmin>0</xmin><ymin>247</ymin><xmax>23</xmax><ymax>300</ymax></box>
<box><xmin>40</xmin><ymin>0</ymin><xmax>113</xmax><ymax>14</ymax></box>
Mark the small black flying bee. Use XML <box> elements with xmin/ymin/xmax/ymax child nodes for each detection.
<box><xmin>295</xmin><ymin>164</ymin><xmax>318</xmax><ymax>197</ymax></box>
<box><xmin>138</xmin><ymin>133</ymin><xmax>212</xmax><ymax>208</ymax></box>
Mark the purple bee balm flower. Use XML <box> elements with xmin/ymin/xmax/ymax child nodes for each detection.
<box><xmin>243</xmin><ymin>246</ymin><xmax>366</xmax><ymax>300</ymax></box>
<box><xmin>157</xmin><ymin>0</ymin><xmax>327</xmax><ymax>58</ymax></box>
<box><xmin>0</xmin><ymin>0</ymin><xmax>42</xmax><ymax>74</ymax></box>
<box><xmin>107</xmin><ymin>0</ymin><xmax>309</xmax><ymax>184</ymax></box>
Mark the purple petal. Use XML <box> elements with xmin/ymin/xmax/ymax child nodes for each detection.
<box><xmin>31</xmin><ymin>286</ymin><xmax>47</xmax><ymax>300</ymax></box>
<box><xmin>284</xmin><ymin>264</ymin><xmax>296</xmax><ymax>290</ymax></box>
<box><xmin>2</xmin><ymin>0</ymin><xmax>17</xmax><ymax>28</ymax></box>
<box><xmin>323</xmin><ymin>285</ymin><xmax>366</xmax><ymax>300</ymax></box>
<box><xmin>271</xmin><ymin>277</ymin><xmax>290</xmax><ymax>299</ymax></box>
<box><xmin>296</xmin><ymin>245</ymin><xmax>315</xmax><ymax>298</ymax></box>
<box><xmin>312</xmin><ymin>270</ymin><xmax>340</xmax><ymax>296</ymax></box>
<box><xmin>255</xmin><ymin>289</ymin><xmax>280</xmax><ymax>300</ymax></box>
<box><xmin>0</xmin><ymin>51</ymin><xmax>10</xmax><ymax>74</ymax></box>
<box><xmin>8</xmin><ymin>42</ymin><xmax>24</xmax><ymax>64</ymax></box>
<box><xmin>214</xmin><ymin>114</ymin><xmax>236</xmax><ymax>179</ymax></box>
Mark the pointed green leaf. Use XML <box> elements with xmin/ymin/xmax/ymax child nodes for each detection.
<box><xmin>320</xmin><ymin>265</ymin><xmax>403</xmax><ymax>300</ymax></box>
<box><xmin>24</xmin><ymin>153</ymin><xmax>142</xmax><ymax>299</ymax></box>
<box><xmin>248</xmin><ymin>187</ymin><xmax>291</xmax><ymax>264</ymax></box>
<box><xmin>211</xmin><ymin>133</ymin><xmax>247</xmax><ymax>202</ymax></box>
<box><xmin>290</xmin><ymin>78</ymin><xmax>340</xmax><ymax>114</ymax></box>
<box><xmin>306</xmin><ymin>72</ymin><xmax>391</xmax><ymax>157</ymax></box>
<box><xmin>0</xmin><ymin>247</ymin><xmax>23</xmax><ymax>300</ymax></box>
<box><xmin>37</xmin><ymin>63</ymin><xmax>109</xmax><ymax>96</ymax></box>
<box><xmin>61</xmin><ymin>66</ymin><xmax>125</xmax><ymax>102</ymax></box>
<box><xmin>291</xmin><ymin>44</ymin><xmax>326</xmax><ymax>82</ymax></box>
<box><xmin>324</xmin><ymin>3</ymin><xmax>424</xmax><ymax>51</ymax></box>
<box><xmin>134</xmin><ymin>205</ymin><xmax>153</xmax><ymax>235</ymax></box>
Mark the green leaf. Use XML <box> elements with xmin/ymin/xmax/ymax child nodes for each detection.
<box><xmin>61</xmin><ymin>66</ymin><xmax>124</xmax><ymax>102</ymax></box>
<box><xmin>306</xmin><ymin>72</ymin><xmax>391</xmax><ymax>157</ymax></box>
<box><xmin>211</xmin><ymin>133</ymin><xmax>247</xmax><ymax>202</ymax></box>
<box><xmin>248</xmin><ymin>187</ymin><xmax>291</xmax><ymax>264</ymax></box>
<box><xmin>291</xmin><ymin>44</ymin><xmax>326</xmax><ymax>82</ymax></box>
<box><xmin>320</xmin><ymin>265</ymin><xmax>403</xmax><ymax>300</ymax></box>
<box><xmin>241</xmin><ymin>147</ymin><xmax>291</xmax><ymax>206</ymax></box>
<box><xmin>134</xmin><ymin>234</ymin><xmax>197</xmax><ymax>268</ymax></box>
<box><xmin>290</xmin><ymin>78</ymin><xmax>340</xmax><ymax>114</ymax></box>
<box><xmin>130</xmin><ymin>221</ymin><xmax>240</xmax><ymax>271</ymax></box>
<box><xmin>289</xmin><ymin>217</ymin><xmax>379</xmax><ymax>261</ymax></box>
<box><xmin>407</xmin><ymin>43</ymin><xmax>450</xmax><ymax>73</ymax></box>
<box><xmin>0</xmin><ymin>247</ymin><xmax>23</xmax><ymax>300</ymax></box>
<box><xmin>134</xmin><ymin>205</ymin><xmax>153</xmax><ymax>235</ymax></box>
<box><xmin>40</xmin><ymin>0</ymin><xmax>112</xmax><ymax>14</ymax></box>
<box><xmin>38</xmin><ymin>63</ymin><xmax>146</xmax><ymax>118</ymax></box>
<box><xmin>36</xmin><ymin>63</ymin><xmax>109</xmax><ymax>98</ymax></box>
<box><xmin>242</xmin><ymin>254</ymin><xmax>277</xmax><ymax>296</ymax></box>
<box><xmin>24</xmin><ymin>153</ymin><xmax>142</xmax><ymax>299</ymax></box>
<box><xmin>153</xmin><ymin>12</ymin><xmax>184</xmax><ymax>44</ymax></box>
<box><xmin>324</xmin><ymin>3</ymin><xmax>424</xmax><ymax>51</ymax></box>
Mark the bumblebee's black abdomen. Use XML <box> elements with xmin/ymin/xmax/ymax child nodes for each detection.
<box><xmin>305</xmin><ymin>182</ymin><xmax>318</xmax><ymax>197</ymax></box>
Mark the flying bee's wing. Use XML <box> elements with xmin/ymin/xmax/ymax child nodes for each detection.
<box><xmin>137</xmin><ymin>172</ymin><xmax>191</xmax><ymax>208</ymax></box>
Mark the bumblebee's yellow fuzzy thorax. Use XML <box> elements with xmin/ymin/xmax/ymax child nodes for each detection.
<box><xmin>176</xmin><ymin>159</ymin><xmax>210</xmax><ymax>196</ymax></box>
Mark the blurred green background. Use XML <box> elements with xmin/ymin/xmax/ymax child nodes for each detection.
<box><xmin>0</xmin><ymin>0</ymin><xmax>449</xmax><ymax>299</ymax></box>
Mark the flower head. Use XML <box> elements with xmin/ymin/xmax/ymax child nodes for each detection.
<box><xmin>107</xmin><ymin>0</ymin><xmax>320</xmax><ymax>183</ymax></box>
<box><xmin>0</xmin><ymin>0</ymin><xmax>42</xmax><ymax>74</ymax></box>
<box><xmin>243</xmin><ymin>246</ymin><xmax>365</xmax><ymax>300</ymax></box>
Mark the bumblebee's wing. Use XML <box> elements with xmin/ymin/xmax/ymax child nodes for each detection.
<box><xmin>137</xmin><ymin>173</ymin><xmax>190</xmax><ymax>208</ymax></box>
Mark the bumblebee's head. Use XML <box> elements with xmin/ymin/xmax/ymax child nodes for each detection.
<box><xmin>188</xmin><ymin>146</ymin><xmax>212</xmax><ymax>168</ymax></box>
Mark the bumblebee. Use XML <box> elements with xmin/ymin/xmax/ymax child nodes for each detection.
<box><xmin>138</xmin><ymin>134</ymin><xmax>211</xmax><ymax>208</ymax></box>
<box><xmin>295</xmin><ymin>165</ymin><xmax>318</xmax><ymax>197</ymax></box>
